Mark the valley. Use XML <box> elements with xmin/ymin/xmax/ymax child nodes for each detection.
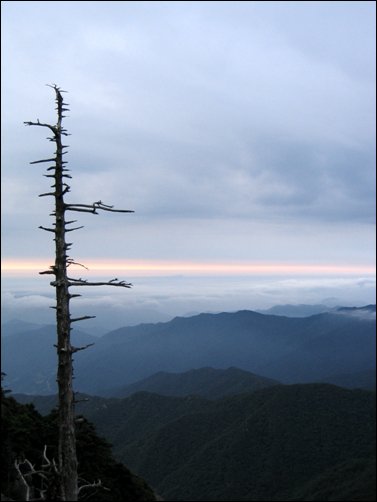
<box><xmin>3</xmin><ymin>305</ymin><xmax>376</xmax><ymax>500</ymax></box>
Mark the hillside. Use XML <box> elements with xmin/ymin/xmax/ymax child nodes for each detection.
<box><xmin>110</xmin><ymin>385</ymin><xmax>376</xmax><ymax>501</ymax></box>
<box><xmin>12</xmin><ymin>366</ymin><xmax>280</xmax><ymax>413</ymax></box>
<box><xmin>14</xmin><ymin>383</ymin><xmax>376</xmax><ymax>501</ymax></box>
<box><xmin>1</xmin><ymin>325</ymin><xmax>97</xmax><ymax>394</ymax></box>
<box><xmin>320</xmin><ymin>369</ymin><xmax>376</xmax><ymax>390</ymax></box>
<box><xmin>2</xmin><ymin>307</ymin><xmax>375</xmax><ymax>395</ymax></box>
<box><xmin>109</xmin><ymin>366</ymin><xmax>280</xmax><ymax>398</ymax></box>
<box><xmin>1</xmin><ymin>319</ymin><xmax>44</xmax><ymax>337</ymax></box>
<box><xmin>1</xmin><ymin>390</ymin><xmax>157</xmax><ymax>501</ymax></box>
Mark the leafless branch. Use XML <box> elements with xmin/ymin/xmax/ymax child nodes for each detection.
<box><xmin>39</xmin><ymin>192</ymin><xmax>56</xmax><ymax>198</ymax></box>
<box><xmin>42</xmin><ymin>445</ymin><xmax>51</xmax><ymax>469</ymax></box>
<box><xmin>14</xmin><ymin>459</ymin><xmax>31</xmax><ymax>501</ymax></box>
<box><xmin>65</xmin><ymin>200</ymin><xmax>134</xmax><ymax>214</ymax></box>
<box><xmin>46</xmin><ymin>83</ymin><xmax>68</xmax><ymax>92</ymax></box>
<box><xmin>65</xmin><ymin>225</ymin><xmax>85</xmax><ymax>232</ymax></box>
<box><xmin>24</xmin><ymin>120</ymin><xmax>57</xmax><ymax>134</ymax></box>
<box><xmin>70</xmin><ymin>316</ymin><xmax>96</xmax><ymax>323</ymax></box>
<box><xmin>13</xmin><ymin>446</ymin><xmax>63</xmax><ymax>501</ymax></box>
<box><xmin>29</xmin><ymin>157</ymin><xmax>57</xmax><ymax>164</ymax></box>
<box><xmin>78</xmin><ymin>478</ymin><xmax>110</xmax><ymax>496</ymax></box>
<box><xmin>39</xmin><ymin>225</ymin><xmax>56</xmax><ymax>233</ymax></box>
<box><xmin>67</xmin><ymin>277</ymin><xmax>132</xmax><ymax>288</ymax></box>
<box><xmin>68</xmin><ymin>208</ymin><xmax>99</xmax><ymax>214</ymax></box>
<box><xmin>71</xmin><ymin>343</ymin><xmax>95</xmax><ymax>353</ymax></box>
<box><xmin>66</xmin><ymin>259</ymin><xmax>89</xmax><ymax>270</ymax></box>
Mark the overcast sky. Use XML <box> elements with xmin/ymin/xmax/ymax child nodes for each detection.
<box><xmin>1</xmin><ymin>1</ymin><xmax>376</xmax><ymax>326</ymax></box>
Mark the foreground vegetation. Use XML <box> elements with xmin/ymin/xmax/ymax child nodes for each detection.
<box><xmin>11</xmin><ymin>381</ymin><xmax>376</xmax><ymax>501</ymax></box>
<box><xmin>1</xmin><ymin>386</ymin><xmax>156</xmax><ymax>501</ymax></box>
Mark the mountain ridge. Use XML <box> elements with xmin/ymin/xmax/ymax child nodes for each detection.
<box><xmin>2</xmin><ymin>305</ymin><xmax>375</xmax><ymax>395</ymax></box>
<box><xmin>13</xmin><ymin>383</ymin><xmax>376</xmax><ymax>501</ymax></box>
<box><xmin>107</xmin><ymin>366</ymin><xmax>280</xmax><ymax>398</ymax></box>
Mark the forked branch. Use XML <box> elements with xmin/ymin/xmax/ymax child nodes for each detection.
<box><xmin>65</xmin><ymin>200</ymin><xmax>134</xmax><ymax>214</ymax></box>
<box><xmin>66</xmin><ymin>277</ymin><xmax>132</xmax><ymax>288</ymax></box>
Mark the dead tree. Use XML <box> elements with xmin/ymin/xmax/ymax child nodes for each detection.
<box><xmin>14</xmin><ymin>445</ymin><xmax>109</xmax><ymax>501</ymax></box>
<box><xmin>24</xmin><ymin>84</ymin><xmax>133</xmax><ymax>501</ymax></box>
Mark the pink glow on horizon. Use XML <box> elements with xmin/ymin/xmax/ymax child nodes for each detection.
<box><xmin>1</xmin><ymin>259</ymin><xmax>375</xmax><ymax>277</ymax></box>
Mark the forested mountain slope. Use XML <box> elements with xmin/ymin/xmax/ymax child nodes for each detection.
<box><xmin>14</xmin><ymin>383</ymin><xmax>376</xmax><ymax>501</ymax></box>
<box><xmin>1</xmin><ymin>390</ymin><xmax>157</xmax><ymax>501</ymax></box>
<box><xmin>109</xmin><ymin>366</ymin><xmax>280</xmax><ymax>398</ymax></box>
<box><xmin>3</xmin><ymin>308</ymin><xmax>375</xmax><ymax>395</ymax></box>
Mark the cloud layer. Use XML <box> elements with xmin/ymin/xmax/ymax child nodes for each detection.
<box><xmin>1</xmin><ymin>1</ymin><xmax>375</xmax><ymax>317</ymax></box>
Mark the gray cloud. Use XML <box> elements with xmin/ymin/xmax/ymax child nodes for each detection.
<box><xmin>2</xmin><ymin>273</ymin><xmax>375</xmax><ymax>331</ymax></box>
<box><xmin>2</xmin><ymin>1</ymin><xmax>375</xmax><ymax>276</ymax></box>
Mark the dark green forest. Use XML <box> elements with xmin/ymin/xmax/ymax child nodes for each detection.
<box><xmin>1</xmin><ymin>384</ymin><xmax>157</xmax><ymax>501</ymax></box>
<box><xmin>110</xmin><ymin>384</ymin><xmax>376</xmax><ymax>501</ymax></box>
<box><xmin>9</xmin><ymin>381</ymin><xmax>376</xmax><ymax>501</ymax></box>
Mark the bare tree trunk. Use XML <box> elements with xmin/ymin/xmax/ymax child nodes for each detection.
<box><xmin>53</xmin><ymin>88</ymin><xmax>78</xmax><ymax>501</ymax></box>
<box><xmin>25</xmin><ymin>84</ymin><xmax>133</xmax><ymax>500</ymax></box>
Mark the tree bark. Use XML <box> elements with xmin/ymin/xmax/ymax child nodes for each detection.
<box><xmin>25</xmin><ymin>84</ymin><xmax>133</xmax><ymax>501</ymax></box>
<box><xmin>53</xmin><ymin>86</ymin><xmax>78</xmax><ymax>501</ymax></box>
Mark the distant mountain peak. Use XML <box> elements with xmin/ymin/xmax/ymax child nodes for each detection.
<box><xmin>336</xmin><ymin>304</ymin><xmax>376</xmax><ymax>312</ymax></box>
<box><xmin>335</xmin><ymin>304</ymin><xmax>376</xmax><ymax>319</ymax></box>
<box><xmin>110</xmin><ymin>366</ymin><xmax>280</xmax><ymax>399</ymax></box>
<box><xmin>256</xmin><ymin>304</ymin><xmax>330</xmax><ymax>317</ymax></box>
<box><xmin>3</xmin><ymin>305</ymin><xmax>375</xmax><ymax>395</ymax></box>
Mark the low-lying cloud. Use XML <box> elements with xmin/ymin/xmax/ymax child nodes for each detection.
<box><xmin>2</xmin><ymin>272</ymin><xmax>375</xmax><ymax>334</ymax></box>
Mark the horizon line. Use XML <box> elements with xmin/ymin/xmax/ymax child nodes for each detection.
<box><xmin>1</xmin><ymin>259</ymin><xmax>376</xmax><ymax>277</ymax></box>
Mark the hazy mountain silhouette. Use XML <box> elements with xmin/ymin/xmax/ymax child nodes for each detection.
<box><xmin>99</xmin><ymin>366</ymin><xmax>280</xmax><ymax>398</ymax></box>
<box><xmin>2</xmin><ymin>306</ymin><xmax>375</xmax><ymax>395</ymax></box>
<box><xmin>1</xmin><ymin>325</ymin><xmax>96</xmax><ymax>394</ymax></box>
<box><xmin>256</xmin><ymin>303</ymin><xmax>330</xmax><ymax>317</ymax></box>
<box><xmin>1</xmin><ymin>319</ymin><xmax>44</xmax><ymax>337</ymax></box>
